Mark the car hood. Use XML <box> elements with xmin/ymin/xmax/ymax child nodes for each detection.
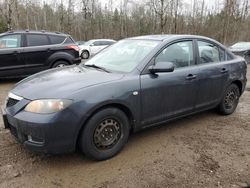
<box><xmin>11</xmin><ymin>65</ymin><xmax>124</xmax><ymax>100</ymax></box>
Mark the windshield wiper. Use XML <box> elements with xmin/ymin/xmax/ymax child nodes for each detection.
<box><xmin>84</xmin><ymin>64</ymin><xmax>111</xmax><ymax>73</ymax></box>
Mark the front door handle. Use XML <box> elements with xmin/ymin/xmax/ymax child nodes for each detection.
<box><xmin>186</xmin><ymin>74</ymin><xmax>197</xmax><ymax>80</ymax></box>
<box><xmin>12</xmin><ymin>51</ymin><xmax>19</xmax><ymax>55</ymax></box>
<box><xmin>220</xmin><ymin>68</ymin><xmax>228</xmax><ymax>74</ymax></box>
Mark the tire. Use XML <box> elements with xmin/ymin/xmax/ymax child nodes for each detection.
<box><xmin>218</xmin><ymin>84</ymin><xmax>240</xmax><ymax>115</ymax></box>
<box><xmin>52</xmin><ymin>60</ymin><xmax>69</xmax><ymax>68</ymax></box>
<box><xmin>79</xmin><ymin>108</ymin><xmax>130</xmax><ymax>161</ymax></box>
<box><xmin>81</xmin><ymin>50</ymin><xmax>90</xmax><ymax>59</ymax></box>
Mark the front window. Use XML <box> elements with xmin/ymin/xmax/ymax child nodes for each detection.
<box><xmin>155</xmin><ymin>41</ymin><xmax>194</xmax><ymax>68</ymax></box>
<box><xmin>83</xmin><ymin>40</ymin><xmax>160</xmax><ymax>73</ymax></box>
<box><xmin>0</xmin><ymin>34</ymin><xmax>21</xmax><ymax>49</ymax></box>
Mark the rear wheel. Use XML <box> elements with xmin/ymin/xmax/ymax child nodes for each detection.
<box><xmin>52</xmin><ymin>60</ymin><xmax>69</xmax><ymax>68</ymax></box>
<box><xmin>79</xmin><ymin>108</ymin><xmax>130</xmax><ymax>161</ymax></box>
<box><xmin>218</xmin><ymin>84</ymin><xmax>240</xmax><ymax>115</ymax></box>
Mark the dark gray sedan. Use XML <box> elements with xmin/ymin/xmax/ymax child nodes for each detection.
<box><xmin>1</xmin><ymin>35</ymin><xmax>247</xmax><ymax>160</ymax></box>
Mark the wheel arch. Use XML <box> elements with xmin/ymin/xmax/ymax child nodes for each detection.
<box><xmin>48</xmin><ymin>52</ymin><xmax>75</xmax><ymax>67</ymax></box>
<box><xmin>75</xmin><ymin>102</ymin><xmax>136</xmax><ymax>149</ymax></box>
<box><xmin>231</xmin><ymin>80</ymin><xmax>243</xmax><ymax>95</ymax></box>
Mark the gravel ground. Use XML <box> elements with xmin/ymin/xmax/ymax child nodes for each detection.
<box><xmin>0</xmin><ymin>67</ymin><xmax>249</xmax><ymax>188</ymax></box>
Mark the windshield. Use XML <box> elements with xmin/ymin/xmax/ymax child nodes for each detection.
<box><xmin>231</xmin><ymin>42</ymin><xmax>250</xmax><ymax>50</ymax></box>
<box><xmin>83</xmin><ymin>39</ymin><xmax>160</xmax><ymax>73</ymax></box>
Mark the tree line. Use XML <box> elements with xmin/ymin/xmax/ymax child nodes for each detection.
<box><xmin>0</xmin><ymin>0</ymin><xmax>249</xmax><ymax>45</ymax></box>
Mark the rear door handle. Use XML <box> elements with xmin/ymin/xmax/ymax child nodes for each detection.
<box><xmin>220</xmin><ymin>68</ymin><xmax>228</xmax><ymax>74</ymax></box>
<box><xmin>186</xmin><ymin>74</ymin><xmax>197</xmax><ymax>80</ymax></box>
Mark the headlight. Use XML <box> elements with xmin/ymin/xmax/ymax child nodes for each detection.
<box><xmin>24</xmin><ymin>99</ymin><xmax>73</xmax><ymax>114</ymax></box>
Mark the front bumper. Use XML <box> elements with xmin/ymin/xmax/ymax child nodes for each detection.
<box><xmin>1</xmin><ymin>105</ymin><xmax>81</xmax><ymax>154</ymax></box>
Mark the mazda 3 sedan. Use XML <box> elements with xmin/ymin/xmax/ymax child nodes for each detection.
<box><xmin>1</xmin><ymin>35</ymin><xmax>247</xmax><ymax>160</ymax></box>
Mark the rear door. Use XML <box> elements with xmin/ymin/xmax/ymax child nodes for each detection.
<box><xmin>23</xmin><ymin>33</ymin><xmax>52</xmax><ymax>75</ymax></box>
<box><xmin>140</xmin><ymin>40</ymin><xmax>200</xmax><ymax>127</ymax></box>
<box><xmin>0</xmin><ymin>34</ymin><xmax>25</xmax><ymax>77</ymax></box>
<box><xmin>195</xmin><ymin>40</ymin><xmax>230</xmax><ymax>109</ymax></box>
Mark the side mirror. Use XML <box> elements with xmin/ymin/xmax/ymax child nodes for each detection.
<box><xmin>148</xmin><ymin>62</ymin><xmax>175</xmax><ymax>74</ymax></box>
<box><xmin>90</xmin><ymin>44</ymin><xmax>94</xmax><ymax>46</ymax></box>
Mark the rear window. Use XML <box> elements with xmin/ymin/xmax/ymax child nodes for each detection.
<box><xmin>49</xmin><ymin>35</ymin><xmax>65</xmax><ymax>44</ymax></box>
<box><xmin>27</xmin><ymin>34</ymin><xmax>50</xmax><ymax>47</ymax></box>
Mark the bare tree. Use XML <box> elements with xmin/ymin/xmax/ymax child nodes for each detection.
<box><xmin>150</xmin><ymin>0</ymin><xmax>170</xmax><ymax>33</ymax></box>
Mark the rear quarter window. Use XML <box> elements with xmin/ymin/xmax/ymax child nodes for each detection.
<box><xmin>63</xmin><ymin>37</ymin><xmax>75</xmax><ymax>44</ymax></box>
<box><xmin>226</xmin><ymin>52</ymin><xmax>234</xmax><ymax>60</ymax></box>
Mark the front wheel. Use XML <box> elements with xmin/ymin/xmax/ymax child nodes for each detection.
<box><xmin>81</xmin><ymin>50</ymin><xmax>90</xmax><ymax>59</ymax></box>
<box><xmin>79</xmin><ymin>108</ymin><xmax>130</xmax><ymax>161</ymax></box>
<box><xmin>218</xmin><ymin>84</ymin><xmax>240</xmax><ymax>115</ymax></box>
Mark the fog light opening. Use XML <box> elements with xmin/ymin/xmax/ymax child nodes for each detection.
<box><xmin>27</xmin><ymin>135</ymin><xmax>44</xmax><ymax>145</ymax></box>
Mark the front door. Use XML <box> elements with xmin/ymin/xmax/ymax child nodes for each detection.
<box><xmin>0</xmin><ymin>34</ymin><xmax>24</xmax><ymax>77</ymax></box>
<box><xmin>90</xmin><ymin>41</ymin><xmax>104</xmax><ymax>55</ymax></box>
<box><xmin>140</xmin><ymin>40</ymin><xmax>199</xmax><ymax>127</ymax></box>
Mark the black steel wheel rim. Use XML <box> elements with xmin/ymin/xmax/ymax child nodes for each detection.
<box><xmin>93</xmin><ymin>118</ymin><xmax>122</xmax><ymax>150</ymax></box>
<box><xmin>224</xmin><ymin>88</ymin><xmax>238</xmax><ymax>109</ymax></box>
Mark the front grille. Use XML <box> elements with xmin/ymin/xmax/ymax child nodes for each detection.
<box><xmin>6</xmin><ymin>98</ymin><xmax>19</xmax><ymax>107</ymax></box>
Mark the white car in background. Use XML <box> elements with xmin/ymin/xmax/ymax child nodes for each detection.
<box><xmin>79</xmin><ymin>39</ymin><xmax>116</xmax><ymax>59</ymax></box>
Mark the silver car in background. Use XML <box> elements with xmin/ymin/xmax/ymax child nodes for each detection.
<box><xmin>229</xmin><ymin>42</ymin><xmax>250</xmax><ymax>64</ymax></box>
<box><xmin>79</xmin><ymin>39</ymin><xmax>116</xmax><ymax>59</ymax></box>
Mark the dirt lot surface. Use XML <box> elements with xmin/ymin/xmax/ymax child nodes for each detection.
<box><xmin>0</xmin><ymin>67</ymin><xmax>250</xmax><ymax>188</ymax></box>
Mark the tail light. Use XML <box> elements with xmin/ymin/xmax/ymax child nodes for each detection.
<box><xmin>66</xmin><ymin>45</ymin><xmax>80</xmax><ymax>52</ymax></box>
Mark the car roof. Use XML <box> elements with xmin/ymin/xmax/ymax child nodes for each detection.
<box><xmin>128</xmin><ymin>34</ymin><xmax>214</xmax><ymax>41</ymax></box>
<box><xmin>0</xmin><ymin>30</ymin><xmax>70</xmax><ymax>37</ymax></box>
